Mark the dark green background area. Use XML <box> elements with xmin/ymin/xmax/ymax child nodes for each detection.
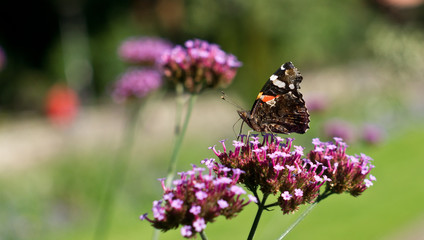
<box><xmin>0</xmin><ymin>0</ymin><xmax>410</xmax><ymax>110</ymax></box>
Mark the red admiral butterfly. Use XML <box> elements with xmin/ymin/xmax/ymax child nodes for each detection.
<box><xmin>238</xmin><ymin>62</ymin><xmax>310</xmax><ymax>134</ymax></box>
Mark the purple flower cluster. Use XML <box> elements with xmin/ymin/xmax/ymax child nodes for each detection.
<box><xmin>211</xmin><ymin>134</ymin><xmax>329</xmax><ymax>214</ymax></box>
<box><xmin>118</xmin><ymin>37</ymin><xmax>172</xmax><ymax>65</ymax></box>
<box><xmin>140</xmin><ymin>165</ymin><xmax>254</xmax><ymax>238</ymax></box>
<box><xmin>308</xmin><ymin>137</ymin><xmax>376</xmax><ymax>196</ymax></box>
<box><xmin>112</xmin><ymin>68</ymin><xmax>162</xmax><ymax>102</ymax></box>
<box><xmin>161</xmin><ymin>39</ymin><xmax>242</xmax><ymax>93</ymax></box>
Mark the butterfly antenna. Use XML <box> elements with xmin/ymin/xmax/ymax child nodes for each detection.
<box><xmin>221</xmin><ymin>91</ymin><xmax>245</xmax><ymax>111</ymax></box>
<box><xmin>221</xmin><ymin>91</ymin><xmax>246</xmax><ymax>139</ymax></box>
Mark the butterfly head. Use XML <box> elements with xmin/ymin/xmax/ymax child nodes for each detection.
<box><xmin>237</xmin><ymin>110</ymin><xmax>262</xmax><ymax>133</ymax></box>
<box><xmin>237</xmin><ymin>110</ymin><xmax>249</xmax><ymax>123</ymax></box>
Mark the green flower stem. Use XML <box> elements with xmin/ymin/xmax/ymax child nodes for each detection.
<box><xmin>277</xmin><ymin>190</ymin><xmax>333</xmax><ymax>240</ymax></box>
<box><xmin>174</xmin><ymin>84</ymin><xmax>184</xmax><ymax>135</ymax></box>
<box><xmin>247</xmin><ymin>193</ymin><xmax>269</xmax><ymax>240</ymax></box>
<box><xmin>151</xmin><ymin>228</ymin><xmax>160</xmax><ymax>240</ymax></box>
<box><xmin>165</xmin><ymin>93</ymin><xmax>197</xmax><ymax>187</ymax></box>
<box><xmin>152</xmin><ymin>93</ymin><xmax>197</xmax><ymax>240</ymax></box>
<box><xmin>93</xmin><ymin>101</ymin><xmax>144</xmax><ymax>240</ymax></box>
<box><xmin>200</xmin><ymin>231</ymin><xmax>208</xmax><ymax>240</ymax></box>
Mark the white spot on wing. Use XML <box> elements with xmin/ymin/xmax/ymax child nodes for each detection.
<box><xmin>289</xmin><ymin>83</ymin><xmax>295</xmax><ymax>90</ymax></box>
<box><xmin>270</xmin><ymin>74</ymin><xmax>278</xmax><ymax>81</ymax></box>
<box><xmin>280</xmin><ymin>64</ymin><xmax>286</xmax><ymax>70</ymax></box>
<box><xmin>273</xmin><ymin>80</ymin><xmax>286</xmax><ymax>88</ymax></box>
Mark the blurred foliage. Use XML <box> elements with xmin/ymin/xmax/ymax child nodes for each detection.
<box><xmin>0</xmin><ymin>0</ymin><xmax>414</xmax><ymax>112</ymax></box>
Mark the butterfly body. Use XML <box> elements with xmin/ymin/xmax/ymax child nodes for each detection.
<box><xmin>238</xmin><ymin>62</ymin><xmax>310</xmax><ymax>134</ymax></box>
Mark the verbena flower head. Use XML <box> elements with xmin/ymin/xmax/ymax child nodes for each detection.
<box><xmin>211</xmin><ymin>134</ymin><xmax>328</xmax><ymax>214</ymax></box>
<box><xmin>118</xmin><ymin>37</ymin><xmax>172</xmax><ymax>66</ymax></box>
<box><xmin>308</xmin><ymin>137</ymin><xmax>376</xmax><ymax>196</ymax></box>
<box><xmin>161</xmin><ymin>39</ymin><xmax>242</xmax><ymax>93</ymax></box>
<box><xmin>112</xmin><ymin>68</ymin><xmax>162</xmax><ymax>102</ymax></box>
<box><xmin>140</xmin><ymin>165</ymin><xmax>254</xmax><ymax>238</ymax></box>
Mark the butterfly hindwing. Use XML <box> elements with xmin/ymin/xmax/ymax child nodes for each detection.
<box><xmin>238</xmin><ymin>61</ymin><xmax>309</xmax><ymax>134</ymax></box>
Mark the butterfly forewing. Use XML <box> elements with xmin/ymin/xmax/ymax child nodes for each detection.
<box><xmin>238</xmin><ymin>61</ymin><xmax>310</xmax><ymax>134</ymax></box>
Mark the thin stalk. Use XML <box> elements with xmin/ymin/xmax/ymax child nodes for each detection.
<box><xmin>153</xmin><ymin>93</ymin><xmax>197</xmax><ymax>240</ymax></box>
<box><xmin>277</xmin><ymin>191</ymin><xmax>333</xmax><ymax>240</ymax></box>
<box><xmin>165</xmin><ymin>93</ymin><xmax>198</xmax><ymax>187</ymax></box>
<box><xmin>199</xmin><ymin>231</ymin><xmax>208</xmax><ymax>240</ymax></box>
<box><xmin>174</xmin><ymin>84</ymin><xmax>184</xmax><ymax>135</ymax></box>
<box><xmin>152</xmin><ymin>229</ymin><xmax>160</xmax><ymax>240</ymax></box>
<box><xmin>247</xmin><ymin>193</ymin><xmax>269</xmax><ymax>240</ymax></box>
<box><xmin>93</xmin><ymin>101</ymin><xmax>143</xmax><ymax>240</ymax></box>
<box><xmin>277</xmin><ymin>201</ymin><xmax>318</xmax><ymax>240</ymax></box>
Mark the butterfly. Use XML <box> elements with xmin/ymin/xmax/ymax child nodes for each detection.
<box><xmin>238</xmin><ymin>62</ymin><xmax>310</xmax><ymax>134</ymax></box>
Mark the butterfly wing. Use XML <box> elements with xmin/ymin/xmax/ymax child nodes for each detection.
<box><xmin>238</xmin><ymin>62</ymin><xmax>310</xmax><ymax>134</ymax></box>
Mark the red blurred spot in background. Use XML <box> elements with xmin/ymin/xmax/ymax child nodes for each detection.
<box><xmin>45</xmin><ymin>84</ymin><xmax>79</xmax><ymax>127</ymax></box>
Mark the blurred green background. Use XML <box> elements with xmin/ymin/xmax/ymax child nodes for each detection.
<box><xmin>1</xmin><ymin>0</ymin><xmax>424</xmax><ymax>239</ymax></box>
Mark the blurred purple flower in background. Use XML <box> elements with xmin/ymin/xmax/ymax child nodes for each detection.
<box><xmin>362</xmin><ymin>124</ymin><xmax>384</xmax><ymax>145</ymax></box>
<box><xmin>112</xmin><ymin>68</ymin><xmax>162</xmax><ymax>102</ymax></box>
<box><xmin>0</xmin><ymin>46</ymin><xmax>6</xmax><ymax>71</ymax></box>
<box><xmin>118</xmin><ymin>37</ymin><xmax>172</xmax><ymax>66</ymax></box>
<box><xmin>323</xmin><ymin>119</ymin><xmax>356</xmax><ymax>143</ymax></box>
<box><xmin>161</xmin><ymin>39</ymin><xmax>242</xmax><ymax>93</ymax></box>
<box><xmin>305</xmin><ymin>94</ymin><xmax>328</xmax><ymax>113</ymax></box>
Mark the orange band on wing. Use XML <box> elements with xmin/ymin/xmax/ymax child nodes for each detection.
<box><xmin>261</xmin><ymin>95</ymin><xmax>277</xmax><ymax>102</ymax></box>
